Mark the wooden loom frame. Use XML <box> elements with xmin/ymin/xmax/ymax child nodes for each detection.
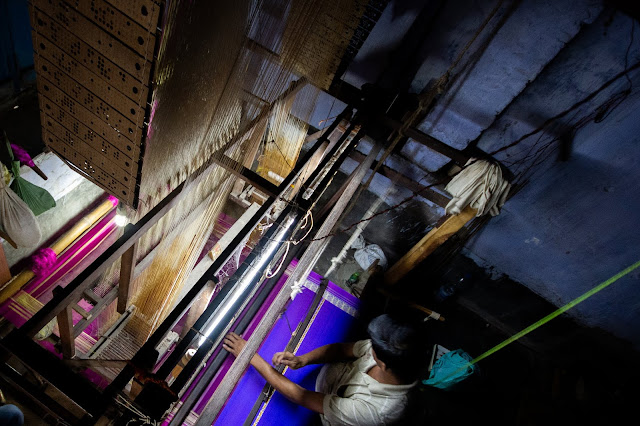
<box><xmin>0</xmin><ymin>75</ymin><xmax>500</xmax><ymax>423</ymax></box>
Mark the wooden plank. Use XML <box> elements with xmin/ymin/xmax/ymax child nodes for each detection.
<box><xmin>57</xmin><ymin>304</ymin><xmax>75</xmax><ymax>359</ymax></box>
<box><xmin>0</xmin><ymin>244</ymin><xmax>11</xmax><ymax>286</ymax></box>
<box><xmin>384</xmin><ymin>206</ymin><xmax>477</xmax><ymax>285</ymax></box>
<box><xmin>117</xmin><ymin>242</ymin><xmax>137</xmax><ymax>314</ymax></box>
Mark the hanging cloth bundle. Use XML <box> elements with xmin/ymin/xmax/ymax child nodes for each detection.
<box><xmin>444</xmin><ymin>159</ymin><xmax>510</xmax><ymax>217</ymax></box>
<box><xmin>4</xmin><ymin>135</ymin><xmax>56</xmax><ymax>216</ymax></box>
<box><xmin>0</xmin><ymin>170</ymin><xmax>42</xmax><ymax>248</ymax></box>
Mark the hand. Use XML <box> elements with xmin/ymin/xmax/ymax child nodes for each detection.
<box><xmin>223</xmin><ymin>332</ymin><xmax>246</xmax><ymax>357</ymax></box>
<box><xmin>272</xmin><ymin>351</ymin><xmax>305</xmax><ymax>369</ymax></box>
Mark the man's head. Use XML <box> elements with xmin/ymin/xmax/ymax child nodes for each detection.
<box><xmin>367</xmin><ymin>314</ymin><xmax>421</xmax><ymax>382</ymax></box>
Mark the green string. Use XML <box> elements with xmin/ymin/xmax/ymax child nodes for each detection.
<box><xmin>428</xmin><ymin>259</ymin><xmax>640</xmax><ymax>386</ymax></box>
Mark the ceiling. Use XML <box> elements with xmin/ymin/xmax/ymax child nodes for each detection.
<box><xmin>307</xmin><ymin>0</ymin><xmax>640</xmax><ymax>348</ymax></box>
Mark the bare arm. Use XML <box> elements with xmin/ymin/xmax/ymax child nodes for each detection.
<box><xmin>223</xmin><ymin>333</ymin><xmax>325</xmax><ymax>413</ymax></box>
<box><xmin>273</xmin><ymin>342</ymin><xmax>355</xmax><ymax>369</ymax></box>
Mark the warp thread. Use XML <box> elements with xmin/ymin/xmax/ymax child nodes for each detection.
<box><xmin>30</xmin><ymin>248</ymin><xmax>57</xmax><ymax>277</ymax></box>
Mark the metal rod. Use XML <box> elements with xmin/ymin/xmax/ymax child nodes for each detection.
<box><xmin>161</xmin><ymin>205</ymin><xmax>298</xmax><ymax>386</ymax></box>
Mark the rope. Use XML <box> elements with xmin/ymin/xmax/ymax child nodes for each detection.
<box><xmin>426</xmin><ymin>259</ymin><xmax>640</xmax><ymax>387</ymax></box>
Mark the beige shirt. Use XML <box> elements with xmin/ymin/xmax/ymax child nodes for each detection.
<box><xmin>315</xmin><ymin>339</ymin><xmax>416</xmax><ymax>425</ymax></box>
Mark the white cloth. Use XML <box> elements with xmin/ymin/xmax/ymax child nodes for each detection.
<box><xmin>290</xmin><ymin>279</ymin><xmax>304</xmax><ymax>300</ymax></box>
<box><xmin>316</xmin><ymin>339</ymin><xmax>416</xmax><ymax>425</ymax></box>
<box><xmin>0</xmin><ymin>173</ymin><xmax>41</xmax><ymax>247</ymax></box>
<box><xmin>354</xmin><ymin>244</ymin><xmax>387</xmax><ymax>270</ymax></box>
<box><xmin>444</xmin><ymin>159</ymin><xmax>510</xmax><ymax>217</ymax></box>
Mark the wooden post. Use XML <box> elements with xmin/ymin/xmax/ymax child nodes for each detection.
<box><xmin>0</xmin><ymin>244</ymin><xmax>11</xmax><ymax>286</ymax></box>
<box><xmin>384</xmin><ymin>206</ymin><xmax>477</xmax><ymax>285</ymax></box>
<box><xmin>57</xmin><ymin>304</ymin><xmax>75</xmax><ymax>359</ymax></box>
<box><xmin>117</xmin><ymin>242</ymin><xmax>137</xmax><ymax>314</ymax></box>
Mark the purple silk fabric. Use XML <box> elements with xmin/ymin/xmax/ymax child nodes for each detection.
<box><xmin>209</xmin><ymin>265</ymin><xmax>361</xmax><ymax>425</ymax></box>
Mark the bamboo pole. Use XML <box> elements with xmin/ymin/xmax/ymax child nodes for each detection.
<box><xmin>0</xmin><ymin>197</ymin><xmax>117</xmax><ymax>304</ymax></box>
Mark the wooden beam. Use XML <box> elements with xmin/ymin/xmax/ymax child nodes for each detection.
<box><xmin>82</xmin><ymin>289</ymin><xmax>101</xmax><ymax>304</ymax></box>
<box><xmin>242</xmin><ymin>89</ymin><xmax>268</xmax><ymax>106</ymax></box>
<box><xmin>73</xmin><ymin>304</ymin><xmax>91</xmax><ymax>320</ymax></box>
<box><xmin>56</xmin><ymin>303</ymin><xmax>75</xmax><ymax>359</ymax></box>
<box><xmin>74</xmin><ymin>286</ymin><xmax>119</xmax><ymax>338</ymax></box>
<box><xmin>326</xmin><ymin>80</ymin><xmax>473</xmax><ymax>166</ymax></box>
<box><xmin>384</xmin><ymin>206</ymin><xmax>477</xmax><ymax>285</ymax></box>
<box><xmin>349</xmin><ymin>150</ymin><xmax>450</xmax><ymax>208</ymax></box>
<box><xmin>210</xmin><ymin>154</ymin><xmax>279</xmax><ymax>197</ymax></box>
<box><xmin>377</xmin><ymin>115</ymin><xmax>470</xmax><ymax>165</ymax></box>
<box><xmin>117</xmin><ymin>242</ymin><xmax>137</xmax><ymax>314</ymax></box>
<box><xmin>64</xmin><ymin>359</ymin><xmax>128</xmax><ymax>369</ymax></box>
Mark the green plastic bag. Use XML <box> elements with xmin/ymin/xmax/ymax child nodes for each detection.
<box><xmin>5</xmin><ymin>137</ymin><xmax>56</xmax><ymax>216</ymax></box>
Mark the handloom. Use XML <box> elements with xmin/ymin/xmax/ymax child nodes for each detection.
<box><xmin>1</xmin><ymin>0</ymin><xmax>380</xmax><ymax>422</ymax></box>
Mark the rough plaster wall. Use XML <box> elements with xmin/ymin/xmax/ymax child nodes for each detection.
<box><xmin>418</xmin><ymin>0</ymin><xmax>602</xmax><ymax>148</ymax></box>
<box><xmin>465</xmin><ymin>88</ymin><xmax>640</xmax><ymax>348</ymax></box>
<box><xmin>406</xmin><ymin>0</ymin><xmax>603</xmax><ymax>172</ymax></box>
<box><xmin>462</xmin><ymin>9</ymin><xmax>640</xmax><ymax>348</ymax></box>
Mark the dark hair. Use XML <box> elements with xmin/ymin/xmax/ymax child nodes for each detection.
<box><xmin>367</xmin><ymin>314</ymin><xmax>421</xmax><ymax>382</ymax></box>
